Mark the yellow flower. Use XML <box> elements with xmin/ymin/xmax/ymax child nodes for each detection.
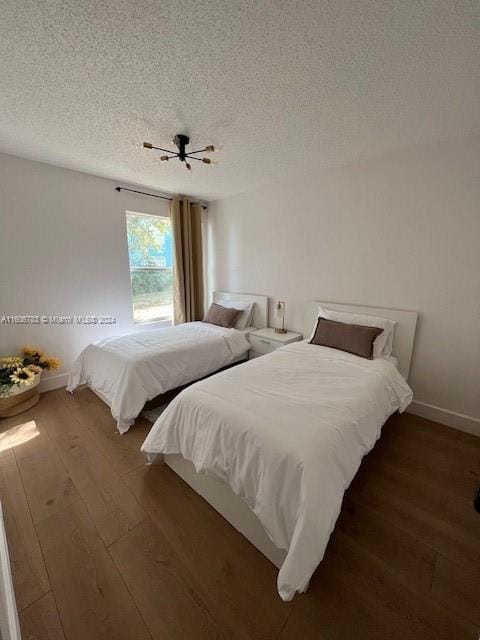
<box><xmin>23</xmin><ymin>346</ymin><xmax>44</xmax><ymax>357</ymax></box>
<box><xmin>43</xmin><ymin>357</ymin><xmax>61</xmax><ymax>370</ymax></box>
<box><xmin>0</xmin><ymin>356</ymin><xmax>23</xmax><ymax>368</ymax></box>
<box><xmin>10</xmin><ymin>367</ymin><xmax>36</xmax><ymax>386</ymax></box>
<box><xmin>28</xmin><ymin>364</ymin><xmax>43</xmax><ymax>374</ymax></box>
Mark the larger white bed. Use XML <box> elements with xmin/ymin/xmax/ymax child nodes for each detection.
<box><xmin>67</xmin><ymin>291</ymin><xmax>267</xmax><ymax>433</ymax></box>
<box><xmin>141</xmin><ymin>302</ymin><xmax>417</xmax><ymax>601</ymax></box>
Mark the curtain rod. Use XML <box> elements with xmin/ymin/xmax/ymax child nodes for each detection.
<box><xmin>115</xmin><ymin>186</ymin><xmax>207</xmax><ymax>209</ymax></box>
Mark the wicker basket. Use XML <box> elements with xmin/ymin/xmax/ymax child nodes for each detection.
<box><xmin>0</xmin><ymin>374</ymin><xmax>41</xmax><ymax>418</ymax></box>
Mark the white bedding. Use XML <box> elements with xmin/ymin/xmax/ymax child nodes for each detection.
<box><xmin>67</xmin><ymin>322</ymin><xmax>251</xmax><ymax>433</ymax></box>
<box><xmin>141</xmin><ymin>341</ymin><xmax>413</xmax><ymax>601</ymax></box>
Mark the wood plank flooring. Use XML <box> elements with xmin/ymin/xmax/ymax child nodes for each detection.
<box><xmin>0</xmin><ymin>388</ymin><xmax>478</xmax><ymax>640</ymax></box>
<box><xmin>19</xmin><ymin>592</ymin><xmax>65</xmax><ymax>640</ymax></box>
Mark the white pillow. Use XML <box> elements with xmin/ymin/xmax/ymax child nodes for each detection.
<box><xmin>215</xmin><ymin>299</ymin><xmax>254</xmax><ymax>330</ymax></box>
<box><xmin>314</xmin><ymin>306</ymin><xmax>396</xmax><ymax>358</ymax></box>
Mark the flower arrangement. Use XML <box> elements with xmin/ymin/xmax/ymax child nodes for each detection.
<box><xmin>0</xmin><ymin>347</ymin><xmax>60</xmax><ymax>397</ymax></box>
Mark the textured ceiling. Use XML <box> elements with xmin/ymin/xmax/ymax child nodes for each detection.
<box><xmin>0</xmin><ymin>1</ymin><xmax>479</xmax><ymax>200</ymax></box>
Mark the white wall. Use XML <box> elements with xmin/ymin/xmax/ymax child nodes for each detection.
<box><xmin>0</xmin><ymin>152</ymin><xmax>171</xmax><ymax>389</ymax></box>
<box><xmin>207</xmin><ymin>138</ymin><xmax>480</xmax><ymax>430</ymax></box>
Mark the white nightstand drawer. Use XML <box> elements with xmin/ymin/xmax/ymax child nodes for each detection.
<box><xmin>249</xmin><ymin>335</ymin><xmax>278</xmax><ymax>355</ymax></box>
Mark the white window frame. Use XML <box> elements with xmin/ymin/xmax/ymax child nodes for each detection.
<box><xmin>126</xmin><ymin>210</ymin><xmax>173</xmax><ymax>326</ymax></box>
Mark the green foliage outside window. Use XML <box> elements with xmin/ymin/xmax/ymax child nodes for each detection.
<box><xmin>126</xmin><ymin>213</ymin><xmax>170</xmax><ymax>268</ymax></box>
<box><xmin>130</xmin><ymin>269</ymin><xmax>173</xmax><ymax>308</ymax></box>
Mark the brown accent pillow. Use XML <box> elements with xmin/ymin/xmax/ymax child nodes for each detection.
<box><xmin>310</xmin><ymin>317</ymin><xmax>383</xmax><ymax>359</ymax></box>
<box><xmin>203</xmin><ymin>303</ymin><xmax>242</xmax><ymax>328</ymax></box>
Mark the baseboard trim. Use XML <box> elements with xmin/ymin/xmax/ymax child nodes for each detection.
<box><xmin>407</xmin><ymin>401</ymin><xmax>480</xmax><ymax>437</ymax></box>
<box><xmin>39</xmin><ymin>373</ymin><xmax>69</xmax><ymax>393</ymax></box>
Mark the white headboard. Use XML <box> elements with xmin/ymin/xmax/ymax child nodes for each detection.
<box><xmin>304</xmin><ymin>301</ymin><xmax>418</xmax><ymax>380</ymax></box>
<box><xmin>213</xmin><ymin>291</ymin><xmax>268</xmax><ymax>329</ymax></box>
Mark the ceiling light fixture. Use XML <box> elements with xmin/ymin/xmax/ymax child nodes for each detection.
<box><xmin>143</xmin><ymin>134</ymin><xmax>216</xmax><ymax>172</ymax></box>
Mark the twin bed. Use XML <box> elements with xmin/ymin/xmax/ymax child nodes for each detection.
<box><xmin>68</xmin><ymin>295</ymin><xmax>417</xmax><ymax>601</ymax></box>
<box><xmin>67</xmin><ymin>292</ymin><xmax>268</xmax><ymax>433</ymax></box>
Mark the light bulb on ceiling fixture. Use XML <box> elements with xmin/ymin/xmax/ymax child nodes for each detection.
<box><xmin>186</xmin><ymin>162</ymin><xmax>191</xmax><ymax>171</ymax></box>
<box><xmin>204</xmin><ymin>145</ymin><xmax>215</xmax><ymax>152</ymax></box>
<box><xmin>160</xmin><ymin>155</ymin><xmax>169</xmax><ymax>161</ymax></box>
<box><xmin>143</xmin><ymin>142</ymin><xmax>153</xmax><ymax>149</ymax></box>
<box><xmin>202</xmin><ymin>158</ymin><xmax>211</xmax><ymax>164</ymax></box>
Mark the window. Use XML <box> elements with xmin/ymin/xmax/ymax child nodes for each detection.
<box><xmin>126</xmin><ymin>211</ymin><xmax>173</xmax><ymax>324</ymax></box>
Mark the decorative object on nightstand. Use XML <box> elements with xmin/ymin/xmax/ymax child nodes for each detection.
<box><xmin>0</xmin><ymin>347</ymin><xmax>60</xmax><ymax>418</ymax></box>
<box><xmin>249</xmin><ymin>327</ymin><xmax>303</xmax><ymax>359</ymax></box>
<box><xmin>275</xmin><ymin>300</ymin><xmax>287</xmax><ymax>334</ymax></box>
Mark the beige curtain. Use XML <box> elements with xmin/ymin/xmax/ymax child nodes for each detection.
<box><xmin>170</xmin><ymin>197</ymin><xmax>204</xmax><ymax>324</ymax></box>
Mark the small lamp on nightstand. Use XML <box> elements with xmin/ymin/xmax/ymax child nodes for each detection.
<box><xmin>275</xmin><ymin>300</ymin><xmax>287</xmax><ymax>334</ymax></box>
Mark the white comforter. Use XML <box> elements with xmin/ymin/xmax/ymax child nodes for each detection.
<box><xmin>67</xmin><ymin>322</ymin><xmax>250</xmax><ymax>433</ymax></box>
<box><xmin>141</xmin><ymin>341</ymin><xmax>413</xmax><ymax>600</ymax></box>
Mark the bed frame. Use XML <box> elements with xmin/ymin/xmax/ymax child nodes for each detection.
<box><xmin>164</xmin><ymin>301</ymin><xmax>418</xmax><ymax>570</ymax></box>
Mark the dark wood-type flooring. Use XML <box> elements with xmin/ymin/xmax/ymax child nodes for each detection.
<box><xmin>0</xmin><ymin>388</ymin><xmax>479</xmax><ymax>640</ymax></box>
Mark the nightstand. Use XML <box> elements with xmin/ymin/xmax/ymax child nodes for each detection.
<box><xmin>249</xmin><ymin>327</ymin><xmax>303</xmax><ymax>359</ymax></box>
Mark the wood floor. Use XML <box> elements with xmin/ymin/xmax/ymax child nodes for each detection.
<box><xmin>0</xmin><ymin>388</ymin><xmax>479</xmax><ymax>640</ymax></box>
